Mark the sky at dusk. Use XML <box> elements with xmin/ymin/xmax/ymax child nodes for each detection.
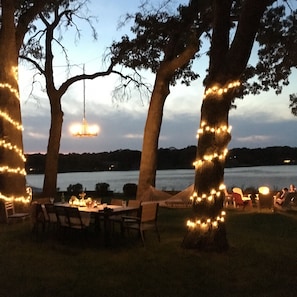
<box><xmin>19</xmin><ymin>0</ymin><xmax>297</xmax><ymax>154</ymax></box>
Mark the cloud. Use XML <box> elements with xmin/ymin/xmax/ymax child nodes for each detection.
<box><xmin>124</xmin><ymin>134</ymin><xmax>143</xmax><ymax>139</ymax></box>
<box><xmin>26</xmin><ymin>132</ymin><xmax>48</xmax><ymax>139</ymax></box>
<box><xmin>236</xmin><ymin>135</ymin><xmax>273</xmax><ymax>143</ymax></box>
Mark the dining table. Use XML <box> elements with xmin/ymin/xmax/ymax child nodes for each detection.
<box><xmin>54</xmin><ymin>202</ymin><xmax>139</xmax><ymax>246</ymax></box>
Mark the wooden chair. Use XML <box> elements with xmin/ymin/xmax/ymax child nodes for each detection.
<box><xmin>110</xmin><ymin>198</ymin><xmax>123</xmax><ymax>206</ymax></box>
<box><xmin>122</xmin><ymin>202</ymin><xmax>160</xmax><ymax>245</ymax></box>
<box><xmin>3</xmin><ymin>200</ymin><xmax>30</xmax><ymax>224</ymax></box>
<box><xmin>127</xmin><ymin>199</ymin><xmax>141</xmax><ymax>208</ymax></box>
<box><xmin>232</xmin><ymin>187</ymin><xmax>252</xmax><ymax>209</ymax></box>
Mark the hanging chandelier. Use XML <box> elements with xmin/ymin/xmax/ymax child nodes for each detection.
<box><xmin>70</xmin><ymin>64</ymin><xmax>99</xmax><ymax>137</ymax></box>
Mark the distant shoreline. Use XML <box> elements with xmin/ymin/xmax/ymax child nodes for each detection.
<box><xmin>26</xmin><ymin>146</ymin><xmax>297</xmax><ymax>174</ymax></box>
<box><xmin>26</xmin><ymin>162</ymin><xmax>297</xmax><ymax>175</ymax></box>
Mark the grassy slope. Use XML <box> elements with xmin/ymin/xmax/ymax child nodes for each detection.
<box><xmin>0</xmin><ymin>208</ymin><xmax>297</xmax><ymax>297</ymax></box>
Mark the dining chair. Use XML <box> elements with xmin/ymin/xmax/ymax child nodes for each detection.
<box><xmin>110</xmin><ymin>198</ymin><xmax>123</xmax><ymax>206</ymax></box>
<box><xmin>54</xmin><ymin>206</ymin><xmax>69</xmax><ymax>230</ymax></box>
<box><xmin>3</xmin><ymin>200</ymin><xmax>30</xmax><ymax>224</ymax></box>
<box><xmin>44</xmin><ymin>203</ymin><xmax>58</xmax><ymax>230</ymax></box>
<box><xmin>108</xmin><ymin>198</ymin><xmax>124</xmax><ymax>229</ymax></box>
<box><xmin>109</xmin><ymin>199</ymin><xmax>141</xmax><ymax>233</ymax></box>
<box><xmin>30</xmin><ymin>202</ymin><xmax>46</xmax><ymax>234</ymax></box>
<box><xmin>122</xmin><ymin>202</ymin><xmax>160</xmax><ymax>245</ymax></box>
<box><xmin>65</xmin><ymin>207</ymin><xmax>90</xmax><ymax>229</ymax></box>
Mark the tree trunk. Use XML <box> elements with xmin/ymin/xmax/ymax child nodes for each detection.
<box><xmin>182</xmin><ymin>88</ymin><xmax>233</xmax><ymax>251</ymax></box>
<box><xmin>136</xmin><ymin>31</ymin><xmax>200</xmax><ymax>201</ymax></box>
<box><xmin>42</xmin><ymin>95</ymin><xmax>63</xmax><ymax>197</ymax></box>
<box><xmin>137</xmin><ymin>71</ymin><xmax>169</xmax><ymax>200</ymax></box>
<box><xmin>0</xmin><ymin>2</ymin><xmax>26</xmax><ymax>201</ymax></box>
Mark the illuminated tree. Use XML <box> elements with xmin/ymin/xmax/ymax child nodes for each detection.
<box><xmin>0</xmin><ymin>0</ymin><xmax>72</xmax><ymax>203</ymax></box>
<box><xmin>182</xmin><ymin>0</ymin><xmax>282</xmax><ymax>250</ymax></box>
<box><xmin>111</xmin><ymin>0</ymin><xmax>296</xmax><ymax>250</ymax></box>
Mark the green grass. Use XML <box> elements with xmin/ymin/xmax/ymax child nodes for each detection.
<box><xmin>1</xmin><ymin>208</ymin><xmax>297</xmax><ymax>297</ymax></box>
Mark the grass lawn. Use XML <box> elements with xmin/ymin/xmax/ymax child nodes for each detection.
<box><xmin>0</xmin><ymin>207</ymin><xmax>297</xmax><ymax>297</ymax></box>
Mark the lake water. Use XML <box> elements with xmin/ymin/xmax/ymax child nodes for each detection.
<box><xmin>26</xmin><ymin>165</ymin><xmax>297</xmax><ymax>193</ymax></box>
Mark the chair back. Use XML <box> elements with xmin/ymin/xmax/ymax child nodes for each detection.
<box><xmin>232</xmin><ymin>187</ymin><xmax>243</xmax><ymax>198</ymax></box>
<box><xmin>65</xmin><ymin>207</ymin><xmax>84</xmax><ymax>228</ymax></box>
<box><xmin>127</xmin><ymin>199</ymin><xmax>141</xmax><ymax>208</ymax></box>
<box><xmin>127</xmin><ymin>199</ymin><xmax>141</xmax><ymax>216</ymax></box>
<box><xmin>55</xmin><ymin>206</ymin><xmax>69</xmax><ymax>227</ymax></box>
<box><xmin>4</xmin><ymin>201</ymin><xmax>15</xmax><ymax>217</ymax></box>
<box><xmin>30</xmin><ymin>202</ymin><xmax>45</xmax><ymax>224</ymax></box>
<box><xmin>44</xmin><ymin>203</ymin><xmax>57</xmax><ymax>223</ymax></box>
<box><xmin>140</xmin><ymin>203</ymin><xmax>159</xmax><ymax>223</ymax></box>
<box><xmin>34</xmin><ymin>198</ymin><xmax>51</xmax><ymax>204</ymax></box>
<box><xmin>110</xmin><ymin>198</ymin><xmax>123</xmax><ymax>206</ymax></box>
<box><xmin>232</xmin><ymin>192</ymin><xmax>244</xmax><ymax>205</ymax></box>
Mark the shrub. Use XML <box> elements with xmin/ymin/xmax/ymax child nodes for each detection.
<box><xmin>66</xmin><ymin>183</ymin><xmax>83</xmax><ymax>196</ymax></box>
<box><xmin>95</xmin><ymin>182</ymin><xmax>110</xmax><ymax>196</ymax></box>
<box><xmin>123</xmin><ymin>183</ymin><xmax>137</xmax><ymax>197</ymax></box>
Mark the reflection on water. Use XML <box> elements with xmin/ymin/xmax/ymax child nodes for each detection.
<box><xmin>26</xmin><ymin>165</ymin><xmax>297</xmax><ymax>193</ymax></box>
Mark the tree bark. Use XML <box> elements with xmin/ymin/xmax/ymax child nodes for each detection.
<box><xmin>42</xmin><ymin>95</ymin><xmax>63</xmax><ymax>197</ymax></box>
<box><xmin>137</xmin><ymin>68</ymin><xmax>170</xmax><ymax>199</ymax></box>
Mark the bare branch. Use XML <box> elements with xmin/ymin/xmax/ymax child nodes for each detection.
<box><xmin>19</xmin><ymin>55</ymin><xmax>45</xmax><ymax>75</ymax></box>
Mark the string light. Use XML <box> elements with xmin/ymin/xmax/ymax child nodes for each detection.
<box><xmin>0</xmin><ymin>139</ymin><xmax>26</xmax><ymax>162</ymax></box>
<box><xmin>193</xmin><ymin>148</ymin><xmax>228</xmax><ymax>168</ymax></box>
<box><xmin>0</xmin><ymin>111</ymin><xmax>23</xmax><ymax>131</ymax></box>
<box><xmin>0</xmin><ymin>82</ymin><xmax>20</xmax><ymax>100</ymax></box>
<box><xmin>0</xmin><ymin>166</ymin><xmax>26</xmax><ymax>175</ymax></box>
<box><xmin>203</xmin><ymin>80</ymin><xmax>240</xmax><ymax>99</ymax></box>
<box><xmin>0</xmin><ymin>188</ymin><xmax>32</xmax><ymax>204</ymax></box>
<box><xmin>196</xmin><ymin>122</ymin><xmax>232</xmax><ymax>139</ymax></box>
<box><xmin>190</xmin><ymin>184</ymin><xmax>226</xmax><ymax>204</ymax></box>
<box><xmin>186</xmin><ymin>210</ymin><xmax>226</xmax><ymax>231</ymax></box>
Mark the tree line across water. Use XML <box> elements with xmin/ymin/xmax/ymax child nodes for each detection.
<box><xmin>26</xmin><ymin>146</ymin><xmax>297</xmax><ymax>174</ymax></box>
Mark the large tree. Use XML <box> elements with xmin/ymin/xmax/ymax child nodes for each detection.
<box><xmin>112</xmin><ymin>0</ymin><xmax>296</xmax><ymax>250</ymax></box>
<box><xmin>20</xmin><ymin>1</ymin><xmax>148</xmax><ymax>197</ymax></box>
<box><xmin>110</xmin><ymin>0</ymin><xmax>211</xmax><ymax>200</ymax></box>
<box><xmin>21</xmin><ymin>2</ymin><xmax>117</xmax><ymax>197</ymax></box>
<box><xmin>0</xmin><ymin>0</ymin><xmax>72</xmax><ymax>202</ymax></box>
<box><xmin>182</xmin><ymin>0</ymin><xmax>295</xmax><ymax>250</ymax></box>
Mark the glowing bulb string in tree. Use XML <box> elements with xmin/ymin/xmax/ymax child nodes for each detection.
<box><xmin>182</xmin><ymin>80</ymin><xmax>241</xmax><ymax>250</ymax></box>
<box><xmin>0</xmin><ymin>66</ymin><xmax>31</xmax><ymax>203</ymax></box>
